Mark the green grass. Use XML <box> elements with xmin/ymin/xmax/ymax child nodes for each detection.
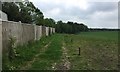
<box><xmin>79</xmin><ymin>31</ymin><xmax>118</xmax><ymax>41</ymax></box>
<box><xmin>64</xmin><ymin>31</ymin><xmax>118</xmax><ymax>70</ymax></box>
<box><xmin>29</xmin><ymin>34</ymin><xmax>63</xmax><ymax>70</ymax></box>
<box><xmin>2</xmin><ymin>36</ymin><xmax>54</xmax><ymax>70</ymax></box>
<box><xmin>3</xmin><ymin>31</ymin><xmax>118</xmax><ymax>70</ymax></box>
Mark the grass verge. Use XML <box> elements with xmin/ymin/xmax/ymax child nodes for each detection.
<box><xmin>2</xmin><ymin>36</ymin><xmax>53</xmax><ymax>70</ymax></box>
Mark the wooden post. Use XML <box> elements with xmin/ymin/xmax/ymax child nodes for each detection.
<box><xmin>78</xmin><ymin>47</ymin><xmax>80</xmax><ymax>55</ymax></box>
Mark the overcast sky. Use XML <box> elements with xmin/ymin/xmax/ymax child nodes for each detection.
<box><xmin>29</xmin><ymin>0</ymin><xmax>119</xmax><ymax>28</ymax></box>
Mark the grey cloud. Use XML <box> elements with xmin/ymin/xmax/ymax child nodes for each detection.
<box><xmin>55</xmin><ymin>2</ymin><xmax>118</xmax><ymax>20</ymax></box>
<box><xmin>31</xmin><ymin>1</ymin><xmax>118</xmax><ymax>28</ymax></box>
<box><xmin>34</xmin><ymin>1</ymin><xmax>118</xmax><ymax>19</ymax></box>
<box><xmin>89</xmin><ymin>2</ymin><xmax>118</xmax><ymax>12</ymax></box>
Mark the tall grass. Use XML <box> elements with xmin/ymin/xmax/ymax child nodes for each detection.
<box><xmin>30</xmin><ymin>34</ymin><xmax>63</xmax><ymax>70</ymax></box>
<box><xmin>3</xmin><ymin>36</ymin><xmax>53</xmax><ymax>70</ymax></box>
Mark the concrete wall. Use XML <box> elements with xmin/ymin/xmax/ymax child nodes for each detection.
<box><xmin>0</xmin><ymin>10</ymin><xmax>8</xmax><ymax>21</ymax></box>
<box><xmin>36</xmin><ymin>26</ymin><xmax>42</xmax><ymax>40</ymax></box>
<box><xmin>46</xmin><ymin>27</ymin><xmax>49</xmax><ymax>36</ymax></box>
<box><xmin>50</xmin><ymin>27</ymin><xmax>53</xmax><ymax>35</ymax></box>
<box><xmin>2</xmin><ymin>21</ymin><xmax>35</xmax><ymax>52</ymax></box>
<box><xmin>42</xmin><ymin>26</ymin><xmax>46</xmax><ymax>37</ymax></box>
<box><xmin>0</xmin><ymin>21</ymin><xmax>2</xmax><ymax>70</ymax></box>
<box><xmin>2</xmin><ymin>20</ymin><xmax>55</xmax><ymax>52</ymax></box>
<box><xmin>1</xmin><ymin>20</ymin><xmax>55</xmax><ymax>70</ymax></box>
<box><xmin>21</xmin><ymin>23</ymin><xmax>35</xmax><ymax>44</ymax></box>
<box><xmin>53</xmin><ymin>28</ymin><xmax>55</xmax><ymax>33</ymax></box>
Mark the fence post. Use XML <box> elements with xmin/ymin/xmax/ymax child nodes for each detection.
<box><xmin>78</xmin><ymin>47</ymin><xmax>80</xmax><ymax>55</ymax></box>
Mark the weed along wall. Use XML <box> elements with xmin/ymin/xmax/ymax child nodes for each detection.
<box><xmin>2</xmin><ymin>20</ymin><xmax>55</xmax><ymax>54</ymax></box>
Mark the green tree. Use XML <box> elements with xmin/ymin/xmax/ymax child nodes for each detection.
<box><xmin>55</xmin><ymin>21</ymin><xmax>88</xmax><ymax>34</ymax></box>
<box><xmin>44</xmin><ymin>18</ymin><xmax>55</xmax><ymax>27</ymax></box>
<box><xmin>2</xmin><ymin>1</ymin><xmax>44</xmax><ymax>24</ymax></box>
<box><xmin>2</xmin><ymin>2</ymin><xmax>20</xmax><ymax>22</ymax></box>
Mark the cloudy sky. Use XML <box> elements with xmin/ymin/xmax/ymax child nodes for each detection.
<box><xmin>29</xmin><ymin>0</ymin><xmax>119</xmax><ymax>28</ymax></box>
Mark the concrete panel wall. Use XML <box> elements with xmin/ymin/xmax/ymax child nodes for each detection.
<box><xmin>2</xmin><ymin>21</ymin><xmax>55</xmax><ymax>54</ymax></box>
<box><xmin>2</xmin><ymin>21</ymin><xmax>16</xmax><ymax>52</ymax></box>
<box><xmin>36</xmin><ymin>26</ymin><xmax>42</xmax><ymax>40</ymax></box>
<box><xmin>52</xmin><ymin>28</ymin><xmax>54</xmax><ymax>34</ymax></box>
<box><xmin>0</xmin><ymin>21</ymin><xmax>2</xmax><ymax>70</ymax></box>
<box><xmin>42</xmin><ymin>26</ymin><xmax>46</xmax><ymax>37</ymax></box>
<box><xmin>53</xmin><ymin>28</ymin><xmax>55</xmax><ymax>33</ymax></box>
<box><xmin>48</xmin><ymin>27</ymin><xmax>51</xmax><ymax>36</ymax></box>
<box><xmin>21</xmin><ymin>23</ymin><xmax>35</xmax><ymax>44</ymax></box>
<box><xmin>45</xmin><ymin>27</ymin><xmax>49</xmax><ymax>36</ymax></box>
<box><xmin>2</xmin><ymin>21</ymin><xmax>35</xmax><ymax>51</ymax></box>
<box><xmin>0</xmin><ymin>10</ymin><xmax>8</xmax><ymax>21</ymax></box>
<box><xmin>50</xmin><ymin>27</ymin><xmax>53</xmax><ymax>35</ymax></box>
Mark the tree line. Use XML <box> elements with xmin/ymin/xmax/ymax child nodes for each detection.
<box><xmin>89</xmin><ymin>28</ymin><xmax>120</xmax><ymax>31</ymax></box>
<box><xmin>56</xmin><ymin>21</ymin><xmax>88</xmax><ymax>34</ymax></box>
<box><xmin>2</xmin><ymin>1</ymin><xmax>88</xmax><ymax>34</ymax></box>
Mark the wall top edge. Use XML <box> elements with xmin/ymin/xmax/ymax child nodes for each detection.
<box><xmin>1</xmin><ymin>20</ymin><xmax>55</xmax><ymax>28</ymax></box>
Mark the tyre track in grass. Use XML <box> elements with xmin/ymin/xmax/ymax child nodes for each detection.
<box><xmin>52</xmin><ymin>42</ymin><xmax>71</xmax><ymax>70</ymax></box>
<box><xmin>20</xmin><ymin>41</ymin><xmax>52</xmax><ymax>70</ymax></box>
<box><xmin>28</xmin><ymin>34</ymin><xmax>63</xmax><ymax>70</ymax></box>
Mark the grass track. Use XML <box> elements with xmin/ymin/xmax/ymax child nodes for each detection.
<box><xmin>29</xmin><ymin>34</ymin><xmax>63</xmax><ymax>70</ymax></box>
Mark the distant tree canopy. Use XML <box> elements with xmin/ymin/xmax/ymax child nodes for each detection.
<box><xmin>55</xmin><ymin>21</ymin><xmax>88</xmax><ymax>34</ymax></box>
<box><xmin>89</xmin><ymin>28</ymin><xmax>120</xmax><ymax>31</ymax></box>
<box><xmin>2</xmin><ymin>1</ymin><xmax>89</xmax><ymax>34</ymax></box>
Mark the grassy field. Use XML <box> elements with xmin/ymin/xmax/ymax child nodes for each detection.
<box><xmin>79</xmin><ymin>31</ymin><xmax>118</xmax><ymax>41</ymax></box>
<box><xmin>3</xmin><ymin>31</ymin><xmax>118</xmax><ymax>70</ymax></box>
<box><xmin>64</xmin><ymin>31</ymin><xmax>118</xmax><ymax>70</ymax></box>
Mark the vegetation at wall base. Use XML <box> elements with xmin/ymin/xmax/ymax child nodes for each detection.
<box><xmin>2</xmin><ymin>36</ymin><xmax>53</xmax><ymax>70</ymax></box>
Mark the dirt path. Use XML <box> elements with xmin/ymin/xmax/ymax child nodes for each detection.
<box><xmin>52</xmin><ymin>42</ymin><xmax>71</xmax><ymax>70</ymax></box>
<box><xmin>20</xmin><ymin>42</ymin><xmax>51</xmax><ymax>70</ymax></box>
